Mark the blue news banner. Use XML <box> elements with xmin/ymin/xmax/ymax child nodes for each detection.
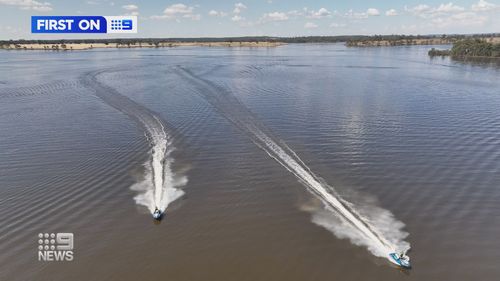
<box><xmin>31</xmin><ymin>16</ymin><xmax>137</xmax><ymax>34</ymax></box>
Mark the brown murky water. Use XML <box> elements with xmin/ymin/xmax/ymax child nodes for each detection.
<box><xmin>1</xmin><ymin>45</ymin><xmax>500</xmax><ymax>280</ymax></box>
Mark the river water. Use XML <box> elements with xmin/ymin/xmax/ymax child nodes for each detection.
<box><xmin>1</xmin><ymin>44</ymin><xmax>500</xmax><ymax>280</ymax></box>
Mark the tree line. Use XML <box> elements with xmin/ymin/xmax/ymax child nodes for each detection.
<box><xmin>429</xmin><ymin>38</ymin><xmax>500</xmax><ymax>58</ymax></box>
<box><xmin>2</xmin><ymin>34</ymin><xmax>498</xmax><ymax>46</ymax></box>
<box><xmin>451</xmin><ymin>38</ymin><xmax>500</xmax><ymax>57</ymax></box>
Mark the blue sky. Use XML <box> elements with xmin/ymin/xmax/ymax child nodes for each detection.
<box><xmin>0</xmin><ymin>0</ymin><xmax>499</xmax><ymax>39</ymax></box>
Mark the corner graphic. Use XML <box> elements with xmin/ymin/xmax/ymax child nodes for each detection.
<box><xmin>38</xmin><ymin>232</ymin><xmax>74</xmax><ymax>262</ymax></box>
<box><xmin>31</xmin><ymin>16</ymin><xmax>137</xmax><ymax>34</ymax></box>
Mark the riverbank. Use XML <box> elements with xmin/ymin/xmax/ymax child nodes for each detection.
<box><xmin>428</xmin><ymin>38</ymin><xmax>500</xmax><ymax>58</ymax></box>
<box><xmin>3</xmin><ymin>34</ymin><xmax>500</xmax><ymax>50</ymax></box>
<box><xmin>347</xmin><ymin>36</ymin><xmax>500</xmax><ymax>47</ymax></box>
<box><xmin>0</xmin><ymin>41</ymin><xmax>284</xmax><ymax>50</ymax></box>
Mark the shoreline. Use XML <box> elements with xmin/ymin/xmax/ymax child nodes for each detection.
<box><xmin>428</xmin><ymin>38</ymin><xmax>500</xmax><ymax>59</ymax></box>
<box><xmin>0</xmin><ymin>41</ymin><xmax>285</xmax><ymax>50</ymax></box>
<box><xmin>347</xmin><ymin>38</ymin><xmax>454</xmax><ymax>47</ymax></box>
<box><xmin>346</xmin><ymin>37</ymin><xmax>500</xmax><ymax>47</ymax></box>
<box><xmin>2</xmin><ymin>35</ymin><xmax>500</xmax><ymax>51</ymax></box>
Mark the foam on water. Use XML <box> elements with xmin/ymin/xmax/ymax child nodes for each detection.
<box><xmin>253</xmin><ymin>128</ymin><xmax>404</xmax><ymax>257</ymax></box>
<box><xmin>82</xmin><ymin>71</ymin><xmax>186</xmax><ymax>215</ymax></box>
<box><xmin>176</xmin><ymin>66</ymin><xmax>410</xmax><ymax>261</ymax></box>
<box><xmin>131</xmin><ymin>118</ymin><xmax>186</xmax><ymax>213</ymax></box>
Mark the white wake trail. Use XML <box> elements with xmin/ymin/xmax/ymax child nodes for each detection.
<box><xmin>132</xmin><ymin>116</ymin><xmax>186</xmax><ymax>214</ymax></box>
<box><xmin>177</xmin><ymin>67</ymin><xmax>409</xmax><ymax>260</ymax></box>
<box><xmin>83</xmin><ymin>71</ymin><xmax>186</xmax><ymax>216</ymax></box>
<box><xmin>253</xmin><ymin>129</ymin><xmax>399</xmax><ymax>257</ymax></box>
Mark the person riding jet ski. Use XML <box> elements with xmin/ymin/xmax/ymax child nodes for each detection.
<box><xmin>389</xmin><ymin>251</ymin><xmax>411</xmax><ymax>268</ymax></box>
<box><xmin>152</xmin><ymin>207</ymin><xmax>162</xmax><ymax>220</ymax></box>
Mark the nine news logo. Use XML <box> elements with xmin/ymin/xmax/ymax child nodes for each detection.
<box><xmin>31</xmin><ymin>16</ymin><xmax>137</xmax><ymax>34</ymax></box>
<box><xmin>38</xmin><ymin>232</ymin><xmax>74</xmax><ymax>262</ymax></box>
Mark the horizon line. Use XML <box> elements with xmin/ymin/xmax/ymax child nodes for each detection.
<box><xmin>2</xmin><ymin>32</ymin><xmax>500</xmax><ymax>42</ymax></box>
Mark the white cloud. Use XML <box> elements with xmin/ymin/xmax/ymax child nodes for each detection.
<box><xmin>151</xmin><ymin>3</ymin><xmax>200</xmax><ymax>20</ymax></box>
<box><xmin>229</xmin><ymin>3</ymin><xmax>248</xmax><ymax>23</ymax></box>
<box><xmin>208</xmin><ymin>10</ymin><xmax>227</xmax><ymax>17</ymax></box>
<box><xmin>345</xmin><ymin>9</ymin><xmax>367</xmax><ymax>19</ymax></box>
<box><xmin>122</xmin><ymin>4</ymin><xmax>138</xmax><ymax>11</ymax></box>
<box><xmin>344</xmin><ymin>8</ymin><xmax>381</xmax><ymax>19</ymax></box>
<box><xmin>0</xmin><ymin>0</ymin><xmax>52</xmax><ymax>11</ymax></box>
<box><xmin>472</xmin><ymin>0</ymin><xmax>498</xmax><ymax>11</ymax></box>
<box><xmin>405</xmin><ymin>2</ymin><xmax>465</xmax><ymax>18</ymax></box>
<box><xmin>402</xmin><ymin>2</ymin><xmax>491</xmax><ymax>31</ymax></box>
<box><xmin>306</xmin><ymin>7</ymin><xmax>332</xmax><ymax>18</ymax></box>
<box><xmin>435</xmin><ymin>2</ymin><xmax>465</xmax><ymax>13</ymax></box>
<box><xmin>367</xmin><ymin>8</ymin><xmax>380</xmax><ymax>16</ymax></box>
<box><xmin>164</xmin><ymin>3</ymin><xmax>192</xmax><ymax>16</ymax></box>
<box><xmin>432</xmin><ymin>11</ymin><xmax>487</xmax><ymax>27</ymax></box>
<box><xmin>231</xmin><ymin>14</ymin><xmax>243</xmax><ymax>21</ymax></box>
<box><xmin>261</xmin><ymin>11</ymin><xmax>288</xmax><ymax>22</ymax></box>
<box><xmin>235</xmin><ymin>3</ymin><xmax>246</xmax><ymax>9</ymax></box>
<box><xmin>304</xmin><ymin>22</ymin><xmax>318</xmax><ymax>28</ymax></box>
<box><xmin>233</xmin><ymin>2</ymin><xmax>247</xmax><ymax>14</ymax></box>
<box><xmin>405</xmin><ymin>4</ymin><xmax>431</xmax><ymax>15</ymax></box>
<box><xmin>385</xmin><ymin>9</ymin><xmax>398</xmax><ymax>16</ymax></box>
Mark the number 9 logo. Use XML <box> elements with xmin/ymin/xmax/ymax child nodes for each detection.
<box><xmin>56</xmin><ymin>233</ymin><xmax>74</xmax><ymax>250</ymax></box>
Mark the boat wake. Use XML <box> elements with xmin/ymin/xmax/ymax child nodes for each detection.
<box><xmin>129</xmin><ymin>116</ymin><xmax>186</xmax><ymax>214</ymax></box>
<box><xmin>81</xmin><ymin>70</ymin><xmax>186</xmax><ymax>215</ymax></box>
<box><xmin>176</xmin><ymin>66</ymin><xmax>409</xmax><ymax>260</ymax></box>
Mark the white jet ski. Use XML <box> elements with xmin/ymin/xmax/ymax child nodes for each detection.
<box><xmin>388</xmin><ymin>252</ymin><xmax>411</xmax><ymax>269</ymax></box>
<box><xmin>152</xmin><ymin>207</ymin><xmax>163</xmax><ymax>220</ymax></box>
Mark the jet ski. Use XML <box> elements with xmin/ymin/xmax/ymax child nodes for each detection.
<box><xmin>389</xmin><ymin>252</ymin><xmax>411</xmax><ymax>269</ymax></box>
<box><xmin>152</xmin><ymin>207</ymin><xmax>163</xmax><ymax>220</ymax></box>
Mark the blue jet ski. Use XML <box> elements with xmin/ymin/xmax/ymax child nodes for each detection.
<box><xmin>152</xmin><ymin>207</ymin><xmax>163</xmax><ymax>220</ymax></box>
<box><xmin>389</xmin><ymin>252</ymin><xmax>411</xmax><ymax>269</ymax></box>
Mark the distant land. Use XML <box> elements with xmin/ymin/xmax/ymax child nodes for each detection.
<box><xmin>346</xmin><ymin>34</ymin><xmax>500</xmax><ymax>47</ymax></box>
<box><xmin>0</xmin><ymin>41</ymin><xmax>284</xmax><ymax>50</ymax></box>
<box><xmin>428</xmin><ymin>38</ymin><xmax>500</xmax><ymax>58</ymax></box>
<box><xmin>1</xmin><ymin>33</ymin><xmax>499</xmax><ymax>51</ymax></box>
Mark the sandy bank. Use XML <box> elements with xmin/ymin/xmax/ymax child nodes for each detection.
<box><xmin>0</xmin><ymin>41</ymin><xmax>284</xmax><ymax>51</ymax></box>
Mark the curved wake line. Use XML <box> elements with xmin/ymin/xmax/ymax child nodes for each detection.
<box><xmin>81</xmin><ymin>71</ymin><xmax>185</xmax><ymax>214</ymax></box>
<box><xmin>176</xmin><ymin>66</ymin><xmax>409</xmax><ymax>259</ymax></box>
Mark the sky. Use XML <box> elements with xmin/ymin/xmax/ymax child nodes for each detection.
<box><xmin>0</xmin><ymin>0</ymin><xmax>499</xmax><ymax>39</ymax></box>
